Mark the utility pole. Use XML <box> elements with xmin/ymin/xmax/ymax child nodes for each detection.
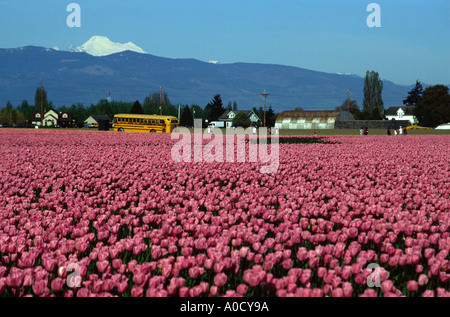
<box><xmin>260</xmin><ymin>89</ymin><xmax>270</xmax><ymax>127</ymax></box>
<box><xmin>160</xmin><ymin>86</ymin><xmax>162</xmax><ymax>115</ymax></box>
<box><xmin>41</xmin><ymin>78</ymin><xmax>44</xmax><ymax>127</ymax></box>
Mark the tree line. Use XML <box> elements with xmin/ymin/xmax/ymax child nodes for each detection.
<box><xmin>335</xmin><ymin>71</ymin><xmax>450</xmax><ymax>127</ymax></box>
<box><xmin>1</xmin><ymin>79</ymin><xmax>448</xmax><ymax>128</ymax></box>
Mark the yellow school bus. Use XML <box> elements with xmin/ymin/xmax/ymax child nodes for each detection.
<box><xmin>113</xmin><ymin>114</ymin><xmax>179</xmax><ymax>133</ymax></box>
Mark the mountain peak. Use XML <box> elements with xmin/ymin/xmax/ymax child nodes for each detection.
<box><xmin>69</xmin><ymin>36</ymin><xmax>147</xmax><ymax>57</ymax></box>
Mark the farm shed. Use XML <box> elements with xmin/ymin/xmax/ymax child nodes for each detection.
<box><xmin>275</xmin><ymin>110</ymin><xmax>354</xmax><ymax>130</ymax></box>
<box><xmin>84</xmin><ymin>115</ymin><xmax>111</xmax><ymax>128</ymax></box>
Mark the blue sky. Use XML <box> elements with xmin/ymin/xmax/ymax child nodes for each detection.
<box><xmin>0</xmin><ymin>0</ymin><xmax>449</xmax><ymax>85</ymax></box>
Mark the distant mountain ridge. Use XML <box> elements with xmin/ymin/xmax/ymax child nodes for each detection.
<box><xmin>0</xmin><ymin>42</ymin><xmax>423</xmax><ymax>112</ymax></box>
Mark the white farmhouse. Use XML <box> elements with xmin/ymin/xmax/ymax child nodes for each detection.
<box><xmin>32</xmin><ymin>109</ymin><xmax>59</xmax><ymax>127</ymax></box>
<box><xmin>212</xmin><ymin>110</ymin><xmax>261</xmax><ymax>128</ymax></box>
<box><xmin>385</xmin><ymin>106</ymin><xmax>417</xmax><ymax>126</ymax></box>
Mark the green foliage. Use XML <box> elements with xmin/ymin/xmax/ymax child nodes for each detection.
<box><xmin>233</xmin><ymin>101</ymin><xmax>238</xmax><ymax>111</ymax></box>
<box><xmin>363</xmin><ymin>71</ymin><xmax>384</xmax><ymax>119</ymax></box>
<box><xmin>266</xmin><ymin>106</ymin><xmax>276</xmax><ymax>127</ymax></box>
<box><xmin>414</xmin><ymin>85</ymin><xmax>450</xmax><ymax>127</ymax></box>
<box><xmin>180</xmin><ymin>105</ymin><xmax>194</xmax><ymax>127</ymax></box>
<box><xmin>232</xmin><ymin>111</ymin><xmax>252</xmax><ymax>128</ymax></box>
<box><xmin>143</xmin><ymin>91</ymin><xmax>172</xmax><ymax>115</ymax></box>
<box><xmin>268</xmin><ymin>137</ymin><xmax>340</xmax><ymax>145</ymax></box>
<box><xmin>403</xmin><ymin>80</ymin><xmax>423</xmax><ymax>107</ymax></box>
<box><xmin>130</xmin><ymin>101</ymin><xmax>144</xmax><ymax>114</ymax></box>
<box><xmin>34</xmin><ymin>87</ymin><xmax>48</xmax><ymax>110</ymax></box>
<box><xmin>253</xmin><ymin>106</ymin><xmax>275</xmax><ymax>127</ymax></box>
<box><xmin>336</xmin><ymin>99</ymin><xmax>361</xmax><ymax>119</ymax></box>
<box><xmin>0</xmin><ymin>101</ymin><xmax>25</xmax><ymax>125</ymax></box>
<box><xmin>206</xmin><ymin>94</ymin><xmax>225</xmax><ymax>122</ymax></box>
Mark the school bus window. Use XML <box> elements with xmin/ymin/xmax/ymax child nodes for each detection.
<box><xmin>160</xmin><ymin>120</ymin><xmax>164</xmax><ymax>124</ymax></box>
<box><xmin>114</xmin><ymin>118</ymin><xmax>117</xmax><ymax>123</ymax></box>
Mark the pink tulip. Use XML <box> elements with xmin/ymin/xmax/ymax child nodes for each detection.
<box><xmin>214</xmin><ymin>273</ymin><xmax>228</xmax><ymax>288</ymax></box>
<box><xmin>423</xmin><ymin>290</ymin><xmax>434</xmax><ymax>297</ymax></box>
<box><xmin>210</xmin><ymin>286</ymin><xmax>219</xmax><ymax>296</ymax></box>
<box><xmin>131</xmin><ymin>286</ymin><xmax>143</xmax><ymax>297</ymax></box>
<box><xmin>96</xmin><ymin>260</ymin><xmax>109</xmax><ymax>274</ymax></box>
<box><xmin>133</xmin><ymin>272</ymin><xmax>147</xmax><ymax>286</ymax></box>
<box><xmin>381</xmin><ymin>280</ymin><xmax>394</xmax><ymax>293</ymax></box>
<box><xmin>6</xmin><ymin>271</ymin><xmax>24</xmax><ymax>288</ymax></box>
<box><xmin>32</xmin><ymin>279</ymin><xmax>47</xmax><ymax>296</ymax></box>
<box><xmin>237</xmin><ymin>284</ymin><xmax>248</xmax><ymax>296</ymax></box>
<box><xmin>332</xmin><ymin>288</ymin><xmax>344</xmax><ymax>297</ymax></box>
<box><xmin>51</xmin><ymin>278</ymin><xmax>65</xmax><ymax>292</ymax></box>
<box><xmin>116</xmin><ymin>281</ymin><xmax>128</xmax><ymax>294</ymax></box>
<box><xmin>407</xmin><ymin>280</ymin><xmax>418</xmax><ymax>292</ymax></box>
<box><xmin>418</xmin><ymin>274</ymin><xmax>428</xmax><ymax>286</ymax></box>
<box><xmin>76</xmin><ymin>288</ymin><xmax>91</xmax><ymax>297</ymax></box>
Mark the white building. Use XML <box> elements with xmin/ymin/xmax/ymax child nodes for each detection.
<box><xmin>32</xmin><ymin>109</ymin><xmax>59</xmax><ymax>127</ymax></box>
<box><xmin>213</xmin><ymin>110</ymin><xmax>261</xmax><ymax>128</ymax></box>
<box><xmin>385</xmin><ymin>106</ymin><xmax>417</xmax><ymax>126</ymax></box>
<box><xmin>84</xmin><ymin>115</ymin><xmax>111</xmax><ymax>128</ymax></box>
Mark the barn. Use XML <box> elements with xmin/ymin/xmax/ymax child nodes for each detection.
<box><xmin>275</xmin><ymin>110</ymin><xmax>354</xmax><ymax>130</ymax></box>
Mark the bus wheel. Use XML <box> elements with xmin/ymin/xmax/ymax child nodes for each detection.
<box><xmin>150</xmin><ymin>130</ymin><xmax>156</xmax><ymax>133</ymax></box>
<box><xmin>118</xmin><ymin>128</ymin><xmax>124</xmax><ymax>132</ymax></box>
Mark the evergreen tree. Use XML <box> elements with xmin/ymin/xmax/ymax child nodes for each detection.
<box><xmin>180</xmin><ymin>105</ymin><xmax>194</xmax><ymax>127</ymax></box>
<box><xmin>266</xmin><ymin>106</ymin><xmax>276</xmax><ymax>127</ymax></box>
<box><xmin>130</xmin><ymin>100</ymin><xmax>144</xmax><ymax>114</ymax></box>
<box><xmin>227</xmin><ymin>101</ymin><xmax>232</xmax><ymax>111</ymax></box>
<box><xmin>20</xmin><ymin>100</ymin><xmax>34</xmax><ymax>123</ymax></box>
<box><xmin>363</xmin><ymin>71</ymin><xmax>384</xmax><ymax>119</ymax></box>
<box><xmin>35</xmin><ymin>87</ymin><xmax>48</xmax><ymax>110</ymax></box>
<box><xmin>206</xmin><ymin>94</ymin><xmax>225</xmax><ymax>122</ymax></box>
<box><xmin>233</xmin><ymin>101</ymin><xmax>238</xmax><ymax>111</ymax></box>
<box><xmin>403</xmin><ymin>80</ymin><xmax>423</xmax><ymax>107</ymax></box>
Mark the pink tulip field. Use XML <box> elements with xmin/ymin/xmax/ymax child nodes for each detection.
<box><xmin>0</xmin><ymin>129</ymin><xmax>449</xmax><ymax>297</ymax></box>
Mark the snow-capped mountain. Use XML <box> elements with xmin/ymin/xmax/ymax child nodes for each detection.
<box><xmin>68</xmin><ymin>36</ymin><xmax>147</xmax><ymax>57</ymax></box>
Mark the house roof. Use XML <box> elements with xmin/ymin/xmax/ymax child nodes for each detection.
<box><xmin>218</xmin><ymin>110</ymin><xmax>261</xmax><ymax>121</ymax></box>
<box><xmin>385</xmin><ymin>106</ymin><xmax>415</xmax><ymax>116</ymax></box>
<box><xmin>218</xmin><ymin>110</ymin><xmax>233</xmax><ymax>120</ymax></box>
